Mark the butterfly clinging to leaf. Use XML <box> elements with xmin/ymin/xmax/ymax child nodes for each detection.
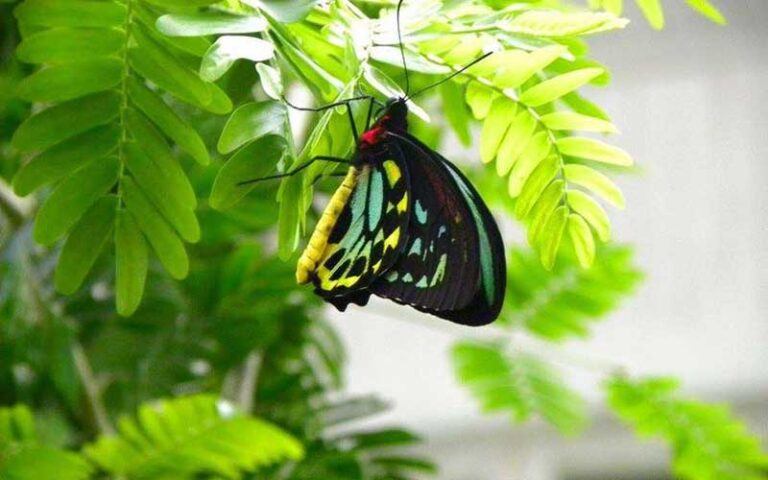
<box><xmin>242</xmin><ymin>1</ymin><xmax>506</xmax><ymax>326</ymax></box>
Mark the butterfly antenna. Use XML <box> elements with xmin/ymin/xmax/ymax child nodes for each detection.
<box><xmin>396</xmin><ymin>0</ymin><xmax>410</xmax><ymax>96</ymax></box>
<box><xmin>405</xmin><ymin>51</ymin><xmax>494</xmax><ymax>101</ymax></box>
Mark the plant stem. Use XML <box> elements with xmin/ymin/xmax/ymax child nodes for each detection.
<box><xmin>237</xmin><ymin>351</ymin><xmax>262</xmax><ymax>414</ymax></box>
<box><xmin>72</xmin><ymin>341</ymin><xmax>115</xmax><ymax>435</ymax></box>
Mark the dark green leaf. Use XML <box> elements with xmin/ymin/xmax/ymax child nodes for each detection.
<box><xmin>33</xmin><ymin>155</ymin><xmax>120</xmax><ymax>245</ymax></box>
<box><xmin>16</xmin><ymin>27</ymin><xmax>124</xmax><ymax>64</ymax></box>
<box><xmin>128</xmin><ymin>78</ymin><xmax>209</xmax><ymax>165</ymax></box>
<box><xmin>210</xmin><ymin>135</ymin><xmax>288</xmax><ymax>210</ymax></box>
<box><xmin>14</xmin><ymin>0</ymin><xmax>127</xmax><ymax>28</ymax></box>
<box><xmin>54</xmin><ymin>196</ymin><xmax>117</xmax><ymax>294</ymax></box>
<box><xmin>11</xmin><ymin>91</ymin><xmax>120</xmax><ymax>152</ymax></box>
<box><xmin>121</xmin><ymin>176</ymin><xmax>189</xmax><ymax>280</ymax></box>
<box><xmin>13</xmin><ymin>125</ymin><xmax>119</xmax><ymax>196</ymax></box>
<box><xmin>115</xmin><ymin>209</ymin><xmax>148</xmax><ymax>317</ymax></box>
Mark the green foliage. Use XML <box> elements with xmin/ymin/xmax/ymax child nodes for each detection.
<box><xmin>452</xmin><ymin>340</ymin><xmax>587</xmax><ymax>435</ymax></box>
<box><xmin>591</xmin><ymin>0</ymin><xmax>726</xmax><ymax>28</ymax></box>
<box><xmin>503</xmin><ymin>246</ymin><xmax>643</xmax><ymax>340</ymax></box>
<box><xmin>11</xmin><ymin>0</ymin><xmax>225</xmax><ymax>315</ymax></box>
<box><xmin>0</xmin><ymin>405</ymin><xmax>93</xmax><ymax>480</ymax></box>
<box><xmin>84</xmin><ymin>394</ymin><xmax>303</xmax><ymax>479</ymax></box>
<box><xmin>607</xmin><ymin>377</ymin><xmax>768</xmax><ymax>480</ymax></box>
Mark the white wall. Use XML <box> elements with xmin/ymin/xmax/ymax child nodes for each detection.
<box><xmin>329</xmin><ymin>1</ymin><xmax>768</xmax><ymax>478</ymax></box>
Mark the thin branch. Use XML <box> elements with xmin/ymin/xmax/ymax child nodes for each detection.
<box><xmin>72</xmin><ymin>341</ymin><xmax>115</xmax><ymax>435</ymax></box>
<box><xmin>237</xmin><ymin>351</ymin><xmax>263</xmax><ymax>414</ymax></box>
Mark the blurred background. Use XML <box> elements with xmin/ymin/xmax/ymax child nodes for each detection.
<box><xmin>330</xmin><ymin>1</ymin><xmax>768</xmax><ymax>478</ymax></box>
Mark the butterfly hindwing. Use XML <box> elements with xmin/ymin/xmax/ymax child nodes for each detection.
<box><xmin>370</xmin><ymin>134</ymin><xmax>506</xmax><ymax>325</ymax></box>
<box><xmin>296</xmin><ymin>151</ymin><xmax>410</xmax><ymax>307</ymax></box>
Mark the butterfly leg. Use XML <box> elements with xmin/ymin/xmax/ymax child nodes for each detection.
<box><xmin>237</xmin><ymin>156</ymin><xmax>348</xmax><ymax>186</ymax></box>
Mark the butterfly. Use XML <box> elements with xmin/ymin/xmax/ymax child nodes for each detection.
<box><xmin>243</xmin><ymin>3</ymin><xmax>506</xmax><ymax>326</ymax></box>
<box><xmin>292</xmin><ymin>95</ymin><xmax>506</xmax><ymax>326</ymax></box>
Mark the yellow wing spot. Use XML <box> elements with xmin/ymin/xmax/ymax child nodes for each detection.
<box><xmin>383</xmin><ymin>228</ymin><xmax>400</xmax><ymax>252</ymax></box>
<box><xmin>397</xmin><ymin>192</ymin><xmax>408</xmax><ymax>213</ymax></box>
<box><xmin>372</xmin><ymin>259</ymin><xmax>383</xmax><ymax>273</ymax></box>
<box><xmin>383</xmin><ymin>160</ymin><xmax>401</xmax><ymax>186</ymax></box>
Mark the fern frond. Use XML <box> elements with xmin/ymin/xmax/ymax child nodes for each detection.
<box><xmin>452</xmin><ymin>340</ymin><xmax>587</xmax><ymax>434</ymax></box>
<box><xmin>0</xmin><ymin>405</ymin><xmax>93</xmax><ymax>480</ymax></box>
<box><xmin>460</xmin><ymin>54</ymin><xmax>630</xmax><ymax>268</ymax></box>
<box><xmin>504</xmin><ymin>246</ymin><xmax>642</xmax><ymax>340</ymax></box>
<box><xmin>606</xmin><ymin>377</ymin><xmax>768</xmax><ymax>480</ymax></box>
<box><xmin>84</xmin><ymin>394</ymin><xmax>303</xmax><ymax>479</ymax></box>
<box><xmin>11</xmin><ymin>0</ymin><xmax>229</xmax><ymax>315</ymax></box>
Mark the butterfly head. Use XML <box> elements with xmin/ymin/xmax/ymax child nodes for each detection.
<box><xmin>378</xmin><ymin>97</ymin><xmax>409</xmax><ymax>132</ymax></box>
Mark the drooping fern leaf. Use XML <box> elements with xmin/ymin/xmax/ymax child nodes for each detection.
<box><xmin>452</xmin><ymin>340</ymin><xmax>587</xmax><ymax>435</ymax></box>
<box><xmin>606</xmin><ymin>376</ymin><xmax>768</xmax><ymax>480</ymax></box>
<box><xmin>84</xmin><ymin>394</ymin><xmax>303</xmax><ymax>479</ymax></box>
<box><xmin>11</xmin><ymin>0</ymin><xmax>232</xmax><ymax>316</ymax></box>
<box><xmin>0</xmin><ymin>405</ymin><xmax>93</xmax><ymax>480</ymax></box>
<box><xmin>402</xmin><ymin>4</ymin><xmax>633</xmax><ymax>269</ymax></box>
<box><xmin>504</xmin><ymin>245</ymin><xmax>643</xmax><ymax>340</ymax></box>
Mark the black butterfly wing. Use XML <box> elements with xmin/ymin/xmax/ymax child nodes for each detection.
<box><xmin>370</xmin><ymin>133</ymin><xmax>506</xmax><ymax>326</ymax></box>
<box><xmin>296</xmin><ymin>148</ymin><xmax>411</xmax><ymax>311</ymax></box>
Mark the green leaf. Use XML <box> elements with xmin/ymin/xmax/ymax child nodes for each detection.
<box><xmin>54</xmin><ymin>196</ymin><xmax>117</xmax><ymax>294</ymax></box>
<box><xmin>210</xmin><ymin>135</ymin><xmax>288</xmax><ymax>210</ymax></box>
<box><xmin>16</xmin><ymin>27</ymin><xmax>124</xmax><ymax>64</ymax></box>
<box><xmin>121</xmin><ymin>176</ymin><xmax>189</xmax><ymax>280</ymax></box>
<box><xmin>200</xmin><ymin>36</ymin><xmax>274</xmax><ymax>82</ymax></box>
<box><xmin>128</xmin><ymin>78</ymin><xmax>209</xmax><ymax>165</ymax></box>
<box><xmin>566</xmin><ymin>189</ymin><xmax>611</xmax><ymax>242</ymax></box>
<box><xmin>606</xmin><ymin>376</ymin><xmax>768</xmax><ymax>480</ymax></box>
<box><xmin>539</xmin><ymin>111</ymin><xmax>618</xmax><ymax>133</ymax></box>
<box><xmin>440</xmin><ymin>80</ymin><xmax>471</xmax><ymax>146</ymax></box>
<box><xmin>217</xmin><ymin>101</ymin><xmax>288</xmax><ymax>154</ymax></box>
<box><xmin>130</xmin><ymin>25</ymin><xmax>225</xmax><ymax>112</ymax></box>
<box><xmin>515</xmin><ymin>156</ymin><xmax>559</xmax><ymax>219</ymax></box>
<box><xmin>115</xmin><ymin>210</ymin><xmax>148</xmax><ymax>317</ymax></box>
<box><xmin>277</xmin><ymin>176</ymin><xmax>303</xmax><ymax>259</ymax></box>
<box><xmin>564</xmin><ymin>163</ymin><xmax>625</xmax><ymax>208</ymax></box>
<box><xmin>540</xmin><ymin>205</ymin><xmax>568</xmax><ymax>269</ymax></box>
<box><xmin>686</xmin><ymin>0</ymin><xmax>726</xmax><ymax>25</ymax></box>
<box><xmin>33</xmin><ymin>156</ymin><xmax>119</xmax><ymax>245</ymax></box>
<box><xmin>520</xmin><ymin>68</ymin><xmax>605</xmax><ymax>107</ymax></box>
<box><xmin>16</xmin><ymin>59</ymin><xmax>122</xmax><ymax>102</ymax></box>
<box><xmin>14</xmin><ymin>0</ymin><xmax>127</xmax><ymax>28</ymax></box>
<box><xmin>557</xmin><ymin>137</ymin><xmax>633</xmax><ymax>166</ymax></box>
<box><xmin>362</xmin><ymin>64</ymin><xmax>429</xmax><ymax>121</ymax></box>
<box><xmin>480</xmin><ymin>98</ymin><xmax>516</xmax><ymax>164</ymax></box>
<box><xmin>123</xmin><ymin>142</ymin><xmax>200</xmax><ymax>243</ymax></box>
<box><xmin>496</xmin><ymin>109</ymin><xmax>537</xmax><ymax>177</ymax></box>
<box><xmin>11</xmin><ymin>91</ymin><xmax>120</xmax><ymax>152</ymax></box>
<box><xmin>13</xmin><ymin>125</ymin><xmax>119</xmax><ymax>196</ymax></box>
<box><xmin>256</xmin><ymin>63</ymin><xmax>283</xmax><ymax>100</ymax></box>
<box><xmin>635</xmin><ymin>0</ymin><xmax>665</xmax><ymax>29</ymax></box>
<box><xmin>504</xmin><ymin>246</ymin><xmax>642</xmax><ymax>339</ymax></box>
<box><xmin>156</xmin><ymin>12</ymin><xmax>267</xmax><ymax>36</ymax></box>
<box><xmin>452</xmin><ymin>341</ymin><xmax>587</xmax><ymax>434</ymax></box>
<box><xmin>507</xmin><ymin>10</ymin><xmax>629</xmax><ymax>36</ymax></box>
<box><xmin>143</xmin><ymin>0</ymin><xmax>218</xmax><ymax>7</ymax></box>
<box><xmin>124</xmin><ymin>108</ymin><xmax>198</xmax><ymax>209</ymax></box>
<box><xmin>507</xmin><ymin>131</ymin><xmax>552</xmax><ymax>197</ymax></box>
<box><xmin>246</xmin><ymin>0</ymin><xmax>318</xmax><ymax>23</ymax></box>
<box><xmin>567</xmin><ymin>213</ymin><xmax>596</xmax><ymax>268</ymax></box>
<box><xmin>465</xmin><ymin>82</ymin><xmax>496</xmax><ymax>119</ymax></box>
<box><xmin>84</xmin><ymin>395</ymin><xmax>304</xmax><ymax>478</ymax></box>
<box><xmin>474</xmin><ymin>46</ymin><xmax>567</xmax><ymax>90</ymax></box>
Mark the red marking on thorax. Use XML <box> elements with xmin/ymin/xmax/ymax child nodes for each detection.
<box><xmin>361</xmin><ymin>126</ymin><xmax>384</xmax><ymax>147</ymax></box>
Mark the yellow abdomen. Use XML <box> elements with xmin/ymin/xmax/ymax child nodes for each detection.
<box><xmin>296</xmin><ymin>167</ymin><xmax>359</xmax><ymax>284</ymax></box>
